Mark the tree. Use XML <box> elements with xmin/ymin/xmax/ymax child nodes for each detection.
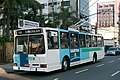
<box><xmin>48</xmin><ymin>6</ymin><xmax>79</xmax><ymax>29</ymax></box>
<box><xmin>0</xmin><ymin>0</ymin><xmax>4</xmax><ymax>4</ymax></box>
<box><xmin>1</xmin><ymin>0</ymin><xmax>30</xmax><ymax>35</ymax></box>
<box><xmin>1</xmin><ymin>0</ymin><xmax>43</xmax><ymax>36</ymax></box>
<box><xmin>60</xmin><ymin>6</ymin><xmax>79</xmax><ymax>28</ymax></box>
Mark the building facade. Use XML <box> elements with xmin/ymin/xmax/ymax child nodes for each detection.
<box><xmin>97</xmin><ymin>0</ymin><xmax>119</xmax><ymax>45</ymax></box>
<box><xmin>36</xmin><ymin>0</ymin><xmax>89</xmax><ymax>19</ymax></box>
<box><xmin>80</xmin><ymin>0</ymin><xmax>89</xmax><ymax>17</ymax></box>
<box><xmin>97</xmin><ymin>2</ymin><xmax>115</xmax><ymax>27</ymax></box>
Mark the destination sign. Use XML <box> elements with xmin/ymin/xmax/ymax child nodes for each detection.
<box><xmin>17</xmin><ymin>29</ymin><xmax>42</xmax><ymax>35</ymax></box>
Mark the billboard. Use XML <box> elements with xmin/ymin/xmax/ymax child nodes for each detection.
<box><xmin>18</xmin><ymin>19</ymin><xmax>39</xmax><ymax>29</ymax></box>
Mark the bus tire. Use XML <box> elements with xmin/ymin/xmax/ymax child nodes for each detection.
<box><xmin>93</xmin><ymin>53</ymin><xmax>97</xmax><ymax>63</ymax></box>
<box><xmin>62</xmin><ymin>57</ymin><xmax>70</xmax><ymax>71</ymax></box>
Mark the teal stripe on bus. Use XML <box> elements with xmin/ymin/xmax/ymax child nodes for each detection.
<box><xmin>81</xmin><ymin>47</ymin><xmax>103</xmax><ymax>52</ymax></box>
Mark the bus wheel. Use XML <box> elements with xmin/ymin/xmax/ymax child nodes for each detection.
<box><xmin>93</xmin><ymin>53</ymin><xmax>97</xmax><ymax>63</ymax></box>
<box><xmin>62</xmin><ymin>57</ymin><xmax>70</xmax><ymax>71</ymax></box>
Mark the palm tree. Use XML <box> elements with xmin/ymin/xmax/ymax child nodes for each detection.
<box><xmin>48</xmin><ymin>6</ymin><xmax>79</xmax><ymax>29</ymax></box>
<box><xmin>22</xmin><ymin>0</ymin><xmax>44</xmax><ymax>26</ymax></box>
<box><xmin>47</xmin><ymin>12</ymin><xmax>60</xmax><ymax>27</ymax></box>
<box><xmin>26</xmin><ymin>0</ymin><xmax>42</xmax><ymax>20</ymax></box>
<box><xmin>60</xmin><ymin>6</ymin><xmax>79</xmax><ymax>28</ymax></box>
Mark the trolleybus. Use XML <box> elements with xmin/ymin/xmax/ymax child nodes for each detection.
<box><xmin>13</xmin><ymin>27</ymin><xmax>105</xmax><ymax>72</ymax></box>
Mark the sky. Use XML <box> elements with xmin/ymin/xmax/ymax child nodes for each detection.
<box><xmin>89</xmin><ymin>0</ymin><xmax>115</xmax><ymax>25</ymax></box>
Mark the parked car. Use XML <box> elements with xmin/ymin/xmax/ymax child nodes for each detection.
<box><xmin>106</xmin><ymin>47</ymin><xmax>120</xmax><ymax>55</ymax></box>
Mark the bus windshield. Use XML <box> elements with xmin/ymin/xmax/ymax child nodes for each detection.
<box><xmin>15</xmin><ymin>35</ymin><xmax>45</xmax><ymax>54</ymax></box>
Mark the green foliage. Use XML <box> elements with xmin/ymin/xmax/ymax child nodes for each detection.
<box><xmin>0</xmin><ymin>0</ymin><xmax>4</xmax><ymax>4</ymax></box>
<box><xmin>48</xmin><ymin>6</ymin><xmax>79</xmax><ymax>28</ymax></box>
<box><xmin>0</xmin><ymin>36</ymin><xmax>13</xmax><ymax>42</ymax></box>
<box><xmin>0</xmin><ymin>19</ymin><xmax>2</xmax><ymax>26</ymax></box>
<box><xmin>1</xmin><ymin>0</ymin><xmax>43</xmax><ymax>35</ymax></box>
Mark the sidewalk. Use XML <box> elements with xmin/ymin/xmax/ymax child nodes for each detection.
<box><xmin>0</xmin><ymin>73</ymin><xmax>31</xmax><ymax>80</ymax></box>
<box><xmin>0</xmin><ymin>63</ymin><xmax>13</xmax><ymax>73</ymax></box>
<box><xmin>0</xmin><ymin>63</ymin><xmax>31</xmax><ymax>80</ymax></box>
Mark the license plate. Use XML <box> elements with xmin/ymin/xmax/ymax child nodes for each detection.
<box><xmin>27</xmin><ymin>57</ymin><xmax>35</xmax><ymax>60</ymax></box>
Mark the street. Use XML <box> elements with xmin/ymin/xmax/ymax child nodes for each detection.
<box><xmin>13</xmin><ymin>55</ymin><xmax>120</xmax><ymax>80</ymax></box>
<box><xmin>0</xmin><ymin>0</ymin><xmax>120</xmax><ymax>80</ymax></box>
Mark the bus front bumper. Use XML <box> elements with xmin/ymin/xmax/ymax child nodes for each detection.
<box><xmin>13</xmin><ymin>66</ymin><xmax>48</xmax><ymax>72</ymax></box>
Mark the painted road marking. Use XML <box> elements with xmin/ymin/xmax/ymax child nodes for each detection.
<box><xmin>117</xmin><ymin>58</ymin><xmax>120</xmax><ymax>60</ymax></box>
<box><xmin>96</xmin><ymin>64</ymin><xmax>104</xmax><ymax>67</ymax></box>
<box><xmin>75</xmin><ymin>69</ymin><xmax>89</xmax><ymax>74</ymax></box>
<box><xmin>111</xmin><ymin>71</ymin><xmax>120</xmax><ymax>77</ymax></box>
<box><xmin>109</xmin><ymin>60</ymin><xmax>115</xmax><ymax>63</ymax></box>
<box><xmin>54</xmin><ymin>78</ymin><xmax>59</xmax><ymax>80</ymax></box>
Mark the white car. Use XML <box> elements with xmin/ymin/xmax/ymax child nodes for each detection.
<box><xmin>106</xmin><ymin>47</ymin><xmax>120</xmax><ymax>55</ymax></box>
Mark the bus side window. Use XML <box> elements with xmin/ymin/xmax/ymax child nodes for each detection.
<box><xmin>60</xmin><ymin>32</ymin><xmax>69</xmax><ymax>49</ymax></box>
<box><xmin>97</xmin><ymin>36</ymin><xmax>103</xmax><ymax>47</ymax></box>
<box><xmin>79</xmin><ymin>34</ymin><xmax>85</xmax><ymax>47</ymax></box>
<box><xmin>47</xmin><ymin>31</ymin><xmax>59</xmax><ymax>49</ymax></box>
<box><xmin>86</xmin><ymin>35</ymin><xmax>91</xmax><ymax>47</ymax></box>
<box><xmin>70</xmin><ymin>33</ymin><xmax>78</xmax><ymax>48</ymax></box>
<box><xmin>91</xmin><ymin>36</ymin><xmax>97</xmax><ymax>47</ymax></box>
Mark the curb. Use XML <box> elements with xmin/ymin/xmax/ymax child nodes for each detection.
<box><xmin>0</xmin><ymin>63</ymin><xmax>14</xmax><ymax>73</ymax></box>
<box><xmin>0</xmin><ymin>68</ymin><xmax>7</xmax><ymax>75</ymax></box>
<box><xmin>2</xmin><ymin>68</ymin><xmax>14</xmax><ymax>73</ymax></box>
<box><xmin>0</xmin><ymin>68</ymin><xmax>31</xmax><ymax>80</ymax></box>
<box><xmin>1</xmin><ymin>74</ymin><xmax>31</xmax><ymax>80</ymax></box>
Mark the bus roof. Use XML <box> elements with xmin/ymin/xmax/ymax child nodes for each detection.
<box><xmin>14</xmin><ymin>27</ymin><xmax>102</xmax><ymax>37</ymax></box>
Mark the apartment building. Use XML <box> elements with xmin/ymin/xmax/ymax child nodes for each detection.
<box><xmin>97</xmin><ymin>0</ymin><xmax>119</xmax><ymax>45</ymax></box>
<box><xmin>97</xmin><ymin>2</ymin><xmax>115</xmax><ymax>27</ymax></box>
<box><xmin>36</xmin><ymin>0</ymin><xmax>89</xmax><ymax>18</ymax></box>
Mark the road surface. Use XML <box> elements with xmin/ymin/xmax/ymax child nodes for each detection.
<box><xmin>14</xmin><ymin>55</ymin><xmax>120</xmax><ymax>80</ymax></box>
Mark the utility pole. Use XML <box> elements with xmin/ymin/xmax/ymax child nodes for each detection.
<box><xmin>51</xmin><ymin>0</ymin><xmax>55</xmax><ymax>27</ymax></box>
<box><xmin>118</xmin><ymin>0</ymin><xmax>120</xmax><ymax>47</ymax></box>
<box><xmin>117</xmin><ymin>21</ymin><xmax>120</xmax><ymax>47</ymax></box>
<box><xmin>96</xmin><ymin>3</ymin><xmax>98</xmax><ymax>34</ymax></box>
<box><xmin>76</xmin><ymin>0</ymin><xmax>78</xmax><ymax>18</ymax></box>
<box><xmin>61</xmin><ymin>0</ymin><xmax>65</xmax><ymax>29</ymax></box>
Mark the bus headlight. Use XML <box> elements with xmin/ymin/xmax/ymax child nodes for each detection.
<box><xmin>40</xmin><ymin>64</ymin><xmax>47</xmax><ymax>68</ymax></box>
<box><xmin>24</xmin><ymin>64</ymin><xmax>30</xmax><ymax>67</ymax></box>
<box><xmin>13</xmin><ymin>63</ymin><xmax>17</xmax><ymax>66</ymax></box>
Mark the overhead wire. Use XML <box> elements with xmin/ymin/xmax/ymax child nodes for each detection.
<box><xmin>81</xmin><ymin>0</ymin><xmax>99</xmax><ymax>14</ymax></box>
<box><xmin>80</xmin><ymin>0</ymin><xmax>92</xmax><ymax>13</ymax></box>
<box><xmin>79</xmin><ymin>0</ymin><xmax>117</xmax><ymax>34</ymax></box>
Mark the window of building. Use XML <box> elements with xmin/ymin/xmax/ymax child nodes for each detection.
<box><xmin>63</xmin><ymin>1</ymin><xmax>70</xmax><ymax>6</ymax></box>
<box><xmin>48</xmin><ymin>2</ymin><xmax>57</xmax><ymax>6</ymax></box>
<box><xmin>99</xmin><ymin>5</ymin><xmax>102</xmax><ymax>8</ymax></box>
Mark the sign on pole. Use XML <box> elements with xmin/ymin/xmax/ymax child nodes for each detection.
<box><xmin>18</xmin><ymin>19</ymin><xmax>39</xmax><ymax>28</ymax></box>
